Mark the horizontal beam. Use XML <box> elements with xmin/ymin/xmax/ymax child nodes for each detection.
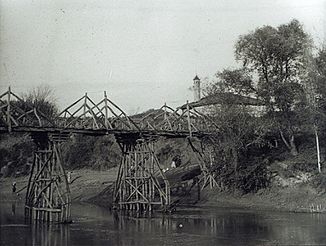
<box><xmin>0</xmin><ymin>126</ymin><xmax>214</xmax><ymax>139</ymax></box>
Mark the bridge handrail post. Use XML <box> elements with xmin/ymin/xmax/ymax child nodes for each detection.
<box><xmin>104</xmin><ymin>91</ymin><xmax>109</xmax><ymax>129</ymax></box>
<box><xmin>7</xmin><ymin>86</ymin><xmax>11</xmax><ymax>132</ymax></box>
<box><xmin>186</xmin><ymin>101</ymin><xmax>192</xmax><ymax>137</ymax></box>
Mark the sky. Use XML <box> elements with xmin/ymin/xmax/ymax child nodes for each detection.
<box><xmin>0</xmin><ymin>0</ymin><xmax>325</xmax><ymax>114</ymax></box>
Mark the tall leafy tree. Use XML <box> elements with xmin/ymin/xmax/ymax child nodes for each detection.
<box><xmin>235</xmin><ymin>19</ymin><xmax>312</xmax><ymax>155</ymax></box>
<box><xmin>307</xmin><ymin>47</ymin><xmax>326</xmax><ymax>173</ymax></box>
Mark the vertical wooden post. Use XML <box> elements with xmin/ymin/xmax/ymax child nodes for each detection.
<box><xmin>114</xmin><ymin>137</ymin><xmax>170</xmax><ymax>211</ymax></box>
<box><xmin>104</xmin><ymin>91</ymin><xmax>109</xmax><ymax>129</ymax></box>
<box><xmin>209</xmin><ymin>150</ymin><xmax>213</xmax><ymax>189</ymax></box>
<box><xmin>83</xmin><ymin>93</ymin><xmax>87</xmax><ymax>118</ymax></box>
<box><xmin>164</xmin><ymin>102</ymin><xmax>167</xmax><ymax>120</ymax></box>
<box><xmin>315</xmin><ymin>125</ymin><xmax>321</xmax><ymax>173</ymax></box>
<box><xmin>186</xmin><ymin>101</ymin><xmax>192</xmax><ymax>137</ymax></box>
<box><xmin>197</xmin><ymin>177</ymin><xmax>200</xmax><ymax>201</ymax></box>
<box><xmin>7</xmin><ymin>86</ymin><xmax>11</xmax><ymax>132</ymax></box>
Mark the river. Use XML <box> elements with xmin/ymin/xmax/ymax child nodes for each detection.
<box><xmin>1</xmin><ymin>201</ymin><xmax>326</xmax><ymax>246</ymax></box>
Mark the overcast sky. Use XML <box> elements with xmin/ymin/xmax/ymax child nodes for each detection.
<box><xmin>0</xmin><ymin>0</ymin><xmax>325</xmax><ymax>114</ymax></box>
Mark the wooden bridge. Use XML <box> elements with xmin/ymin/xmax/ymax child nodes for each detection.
<box><xmin>0</xmin><ymin>87</ymin><xmax>219</xmax><ymax>222</ymax></box>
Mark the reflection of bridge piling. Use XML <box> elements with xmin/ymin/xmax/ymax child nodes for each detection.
<box><xmin>114</xmin><ymin>135</ymin><xmax>170</xmax><ymax>211</ymax></box>
<box><xmin>25</xmin><ymin>132</ymin><xmax>71</xmax><ymax>223</ymax></box>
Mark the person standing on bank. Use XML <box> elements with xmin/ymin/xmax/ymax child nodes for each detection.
<box><xmin>12</xmin><ymin>182</ymin><xmax>16</xmax><ymax>193</ymax></box>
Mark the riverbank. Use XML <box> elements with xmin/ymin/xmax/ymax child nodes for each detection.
<box><xmin>197</xmin><ymin>185</ymin><xmax>326</xmax><ymax>213</ymax></box>
<box><xmin>0</xmin><ymin>168</ymin><xmax>118</xmax><ymax>203</ymax></box>
<box><xmin>1</xmin><ymin>167</ymin><xmax>325</xmax><ymax>213</ymax></box>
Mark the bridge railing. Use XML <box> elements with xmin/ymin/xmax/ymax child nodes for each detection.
<box><xmin>55</xmin><ymin>91</ymin><xmax>140</xmax><ymax>131</ymax></box>
<box><xmin>135</xmin><ymin>102</ymin><xmax>219</xmax><ymax>135</ymax></box>
<box><xmin>0</xmin><ymin>87</ymin><xmax>55</xmax><ymax>131</ymax></box>
<box><xmin>1</xmin><ymin>88</ymin><xmax>218</xmax><ymax>135</ymax></box>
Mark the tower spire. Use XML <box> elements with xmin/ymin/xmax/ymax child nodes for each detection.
<box><xmin>193</xmin><ymin>75</ymin><xmax>201</xmax><ymax>102</ymax></box>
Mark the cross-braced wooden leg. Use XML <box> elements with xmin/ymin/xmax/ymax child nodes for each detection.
<box><xmin>188</xmin><ymin>137</ymin><xmax>219</xmax><ymax>190</ymax></box>
<box><xmin>114</xmin><ymin>138</ymin><xmax>170</xmax><ymax>211</ymax></box>
<box><xmin>25</xmin><ymin>133</ymin><xmax>71</xmax><ymax>223</ymax></box>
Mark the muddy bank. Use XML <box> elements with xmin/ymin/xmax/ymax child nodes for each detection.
<box><xmin>197</xmin><ymin>186</ymin><xmax>326</xmax><ymax>213</ymax></box>
<box><xmin>1</xmin><ymin>167</ymin><xmax>325</xmax><ymax>214</ymax></box>
<box><xmin>0</xmin><ymin>168</ymin><xmax>117</xmax><ymax>204</ymax></box>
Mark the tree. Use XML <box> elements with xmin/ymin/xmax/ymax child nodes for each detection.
<box><xmin>315</xmin><ymin>47</ymin><xmax>326</xmax><ymax>111</ymax></box>
<box><xmin>209</xmin><ymin>68</ymin><xmax>256</xmax><ymax>96</ymax></box>
<box><xmin>21</xmin><ymin>85</ymin><xmax>58</xmax><ymax>119</ymax></box>
<box><xmin>205</xmin><ymin>70</ymin><xmax>271</xmax><ymax>192</ymax></box>
<box><xmin>235</xmin><ymin>19</ymin><xmax>312</xmax><ymax>155</ymax></box>
<box><xmin>307</xmin><ymin>47</ymin><xmax>326</xmax><ymax>173</ymax></box>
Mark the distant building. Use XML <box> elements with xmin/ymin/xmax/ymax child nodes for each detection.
<box><xmin>181</xmin><ymin>75</ymin><xmax>266</xmax><ymax>116</ymax></box>
<box><xmin>193</xmin><ymin>75</ymin><xmax>201</xmax><ymax>102</ymax></box>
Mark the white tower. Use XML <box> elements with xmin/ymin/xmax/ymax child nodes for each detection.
<box><xmin>193</xmin><ymin>75</ymin><xmax>201</xmax><ymax>102</ymax></box>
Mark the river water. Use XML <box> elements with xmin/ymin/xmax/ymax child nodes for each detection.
<box><xmin>1</xmin><ymin>201</ymin><xmax>326</xmax><ymax>246</ymax></box>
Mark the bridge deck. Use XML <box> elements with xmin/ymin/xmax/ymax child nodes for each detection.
<box><xmin>0</xmin><ymin>126</ymin><xmax>211</xmax><ymax>139</ymax></box>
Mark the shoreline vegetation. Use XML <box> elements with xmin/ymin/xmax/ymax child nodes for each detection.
<box><xmin>1</xmin><ymin>167</ymin><xmax>325</xmax><ymax>214</ymax></box>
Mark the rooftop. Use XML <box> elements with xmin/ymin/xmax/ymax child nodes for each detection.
<box><xmin>180</xmin><ymin>92</ymin><xmax>265</xmax><ymax>109</ymax></box>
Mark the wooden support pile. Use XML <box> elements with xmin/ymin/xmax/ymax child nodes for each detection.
<box><xmin>25</xmin><ymin>132</ymin><xmax>71</xmax><ymax>223</ymax></box>
<box><xmin>114</xmin><ymin>137</ymin><xmax>170</xmax><ymax>211</ymax></box>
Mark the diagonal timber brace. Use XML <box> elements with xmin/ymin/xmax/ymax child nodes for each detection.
<box><xmin>25</xmin><ymin>132</ymin><xmax>71</xmax><ymax>223</ymax></box>
<box><xmin>114</xmin><ymin>136</ymin><xmax>170</xmax><ymax>211</ymax></box>
<box><xmin>188</xmin><ymin>137</ymin><xmax>219</xmax><ymax>190</ymax></box>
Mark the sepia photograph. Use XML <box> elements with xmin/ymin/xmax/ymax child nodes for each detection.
<box><xmin>0</xmin><ymin>0</ymin><xmax>325</xmax><ymax>245</ymax></box>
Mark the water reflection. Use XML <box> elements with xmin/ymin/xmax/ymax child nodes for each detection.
<box><xmin>31</xmin><ymin>223</ymin><xmax>70</xmax><ymax>246</ymax></box>
<box><xmin>11</xmin><ymin>201</ymin><xmax>16</xmax><ymax>215</ymax></box>
<box><xmin>1</xmin><ymin>202</ymin><xmax>326</xmax><ymax>246</ymax></box>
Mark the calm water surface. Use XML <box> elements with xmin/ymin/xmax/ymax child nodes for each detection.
<box><xmin>1</xmin><ymin>201</ymin><xmax>326</xmax><ymax>246</ymax></box>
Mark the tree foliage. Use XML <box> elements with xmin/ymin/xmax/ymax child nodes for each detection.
<box><xmin>210</xmin><ymin>68</ymin><xmax>256</xmax><ymax>96</ymax></box>
<box><xmin>205</xmin><ymin>68</ymin><xmax>272</xmax><ymax>192</ymax></box>
<box><xmin>235</xmin><ymin>20</ymin><xmax>311</xmax><ymax>110</ymax></box>
<box><xmin>234</xmin><ymin>19</ymin><xmax>312</xmax><ymax>155</ymax></box>
<box><xmin>204</xmin><ymin>19</ymin><xmax>319</xmax><ymax>192</ymax></box>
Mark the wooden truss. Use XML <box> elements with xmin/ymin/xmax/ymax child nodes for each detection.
<box><xmin>25</xmin><ymin>132</ymin><xmax>71</xmax><ymax>223</ymax></box>
<box><xmin>136</xmin><ymin>103</ymin><xmax>176</xmax><ymax>130</ymax></box>
<box><xmin>0</xmin><ymin>88</ymin><xmax>217</xmax><ymax>137</ymax></box>
<box><xmin>138</xmin><ymin>102</ymin><xmax>218</xmax><ymax>134</ymax></box>
<box><xmin>56</xmin><ymin>92</ymin><xmax>139</xmax><ymax>131</ymax></box>
<box><xmin>114</xmin><ymin>138</ymin><xmax>170</xmax><ymax>211</ymax></box>
<box><xmin>0</xmin><ymin>87</ymin><xmax>53</xmax><ymax>132</ymax></box>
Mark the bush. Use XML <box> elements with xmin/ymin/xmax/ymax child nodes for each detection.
<box><xmin>62</xmin><ymin>135</ymin><xmax>121</xmax><ymax>170</ymax></box>
<box><xmin>212</xmin><ymin>156</ymin><xmax>271</xmax><ymax>193</ymax></box>
<box><xmin>312</xmin><ymin>173</ymin><xmax>326</xmax><ymax>194</ymax></box>
<box><xmin>0</xmin><ymin>133</ymin><xmax>34</xmax><ymax>176</ymax></box>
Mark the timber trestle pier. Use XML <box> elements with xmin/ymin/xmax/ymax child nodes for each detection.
<box><xmin>114</xmin><ymin>135</ymin><xmax>170</xmax><ymax>212</ymax></box>
<box><xmin>25</xmin><ymin>132</ymin><xmax>71</xmax><ymax>223</ymax></box>
<box><xmin>0</xmin><ymin>87</ymin><xmax>219</xmax><ymax>222</ymax></box>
